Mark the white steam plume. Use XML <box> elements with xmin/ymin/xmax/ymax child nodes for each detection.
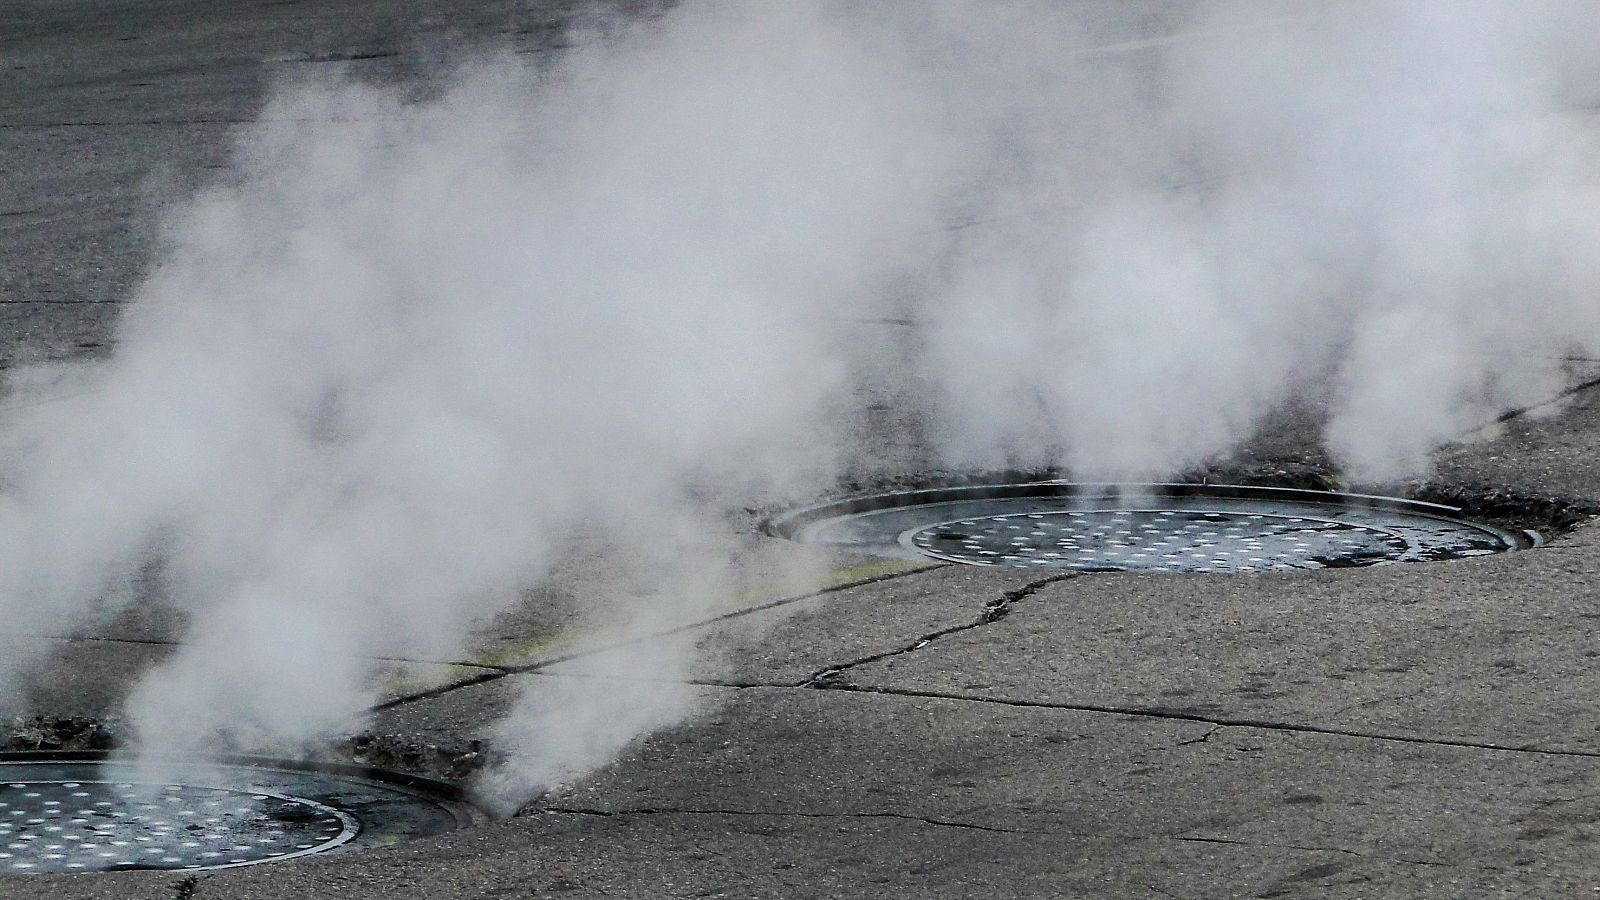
<box><xmin>0</xmin><ymin>0</ymin><xmax>1597</xmax><ymax>810</ymax></box>
<box><xmin>921</xmin><ymin>0</ymin><xmax>1600</xmax><ymax>480</ymax></box>
<box><xmin>0</xmin><ymin>2</ymin><xmax>961</xmax><ymax>795</ymax></box>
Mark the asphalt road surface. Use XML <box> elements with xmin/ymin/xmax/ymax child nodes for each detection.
<box><xmin>4</xmin><ymin>2</ymin><xmax>1600</xmax><ymax>898</ymax></box>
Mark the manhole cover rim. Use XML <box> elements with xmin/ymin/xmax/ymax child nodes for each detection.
<box><xmin>769</xmin><ymin>482</ymin><xmax>1537</xmax><ymax>571</ymax></box>
<box><xmin>0</xmin><ymin>778</ymin><xmax>360</xmax><ymax>871</ymax></box>
<box><xmin>0</xmin><ymin>751</ymin><xmax>478</xmax><ymax>810</ymax></box>
<box><xmin>0</xmin><ymin>752</ymin><xmax>485</xmax><ymax>875</ymax></box>
<box><xmin>767</xmin><ymin>481</ymin><xmax>1519</xmax><ymax>541</ymax></box>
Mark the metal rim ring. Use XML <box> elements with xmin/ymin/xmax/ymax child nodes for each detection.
<box><xmin>0</xmin><ymin>752</ymin><xmax>483</xmax><ymax>875</ymax></box>
<box><xmin>770</xmin><ymin>482</ymin><xmax>1534</xmax><ymax>572</ymax></box>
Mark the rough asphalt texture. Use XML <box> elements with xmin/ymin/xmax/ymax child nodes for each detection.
<box><xmin>5</xmin><ymin>2</ymin><xmax>1600</xmax><ymax>897</ymax></box>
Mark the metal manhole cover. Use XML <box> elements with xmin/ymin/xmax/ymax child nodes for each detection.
<box><xmin>769</xmin><ymin>483</ymin><xmax>1534</xmax><ymax>573</ymax></box>
<box><xmin>0</xmin><ymin>754</ymin><xmax>480</xmax><ymax>874</ymax></box>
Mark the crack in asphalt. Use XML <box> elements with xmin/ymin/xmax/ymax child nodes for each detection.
<box><xmin>370</xmin><ymin>564</ymin><xmax>945</xmax><ymax>712</ymax></box>
<box><xmin>373</xmin><ymin>554</ymin><xmax>1600</xmax><ymax>764</ymax></box>
<box><xmin>1466</xmin><ymin>371</ymin><xmax>1600</xmax><ymax>433</ymax></box>
<box><xmin>805</xmin><ymin>572</ymin><xmax>1081</xmax><ymax>688</ymax></box>
<box><xmin>0</xmin><ymin>630</ymin><xmax>512</xmax><ymax>674</ymax></box>
<box><xmin>806</xmin><ymin>683</ymin><xmax>1600</xmax><ymax>760</ymax></box>
<box><xmin>537</xmin><ymin>672</ymin><xmax>1600</xmax><ymax>764</ymax></box>
<box><xmin>1176</xmin><ymin>723</ymin><xmax>1225</xmax><ymax>746</ymax></box>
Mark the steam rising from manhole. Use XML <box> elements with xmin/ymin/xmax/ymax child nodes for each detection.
<box><xmin>0</xmin><ymin>754</ymin><xmax>480</xmax><ymax>874</ymax></box>
<box><xmin>770</xmin><ymin>483</ymin><xmax>1534</xmax><ymax>572</ymax></box>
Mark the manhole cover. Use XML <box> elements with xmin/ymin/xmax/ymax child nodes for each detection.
<box><xmin>769</xmin><ymin>483</ymin><xmax>1534</xmax><ymax>573</ymax></box>
<box><xmin>0</xmin><ymin>754</ymin><xmax>480</xmax><ymax>873</ymax></box>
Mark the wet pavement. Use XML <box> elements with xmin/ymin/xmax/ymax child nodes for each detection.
<box><xmin>4</xmin><ymin>2</ymin><xmax>1600</xmax><ymax>897</ymax></box>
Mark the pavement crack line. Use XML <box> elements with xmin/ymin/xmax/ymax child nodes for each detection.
<box><xmin>804</xmin><ymin>684</ymin><xmax>1600</xmax><ymax>761</ymax></box>
<box><xmin>540</xmin><ymin>805</ymin><xmax>1058</xmax><ymax>836</ymax></box>
<box><xmin>805</xmin><ymin>572</ymin><xmax>1082</xmax><ymax>687</ymax></box>
<box><xmin>369</xmin><ymin>564</ymin><xmax>945</xmax><ymax>712</ymax></box>
<box><xmin>1464</xmin><ymin>370</ymin><xmax>1600</xmax><ymax>434</ymax></box>
<box><xmin>1175</xmin><ymin>723</ymin><xmax>1225</xmax><ymax>746</ymax></box>
<box><xmin>0</xmin><ymin>631</ymin><xmax>512</xmax><ymax>673</ymax></box>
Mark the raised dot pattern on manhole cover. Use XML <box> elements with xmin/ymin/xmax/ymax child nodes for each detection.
<box><xmin>909</xmin><ymin>510</ymin><xmax>1422</xmax><ymax>572</ymax></box>
<box><xmin>772</xmin><ymin>484</ymin><xmax>1530</xmax><ymax>572</ymax></box>
<box><xmin>0</xmin><ymin>758</ymin><xmax>478</xmax><ymax>874</ymax></box>
<box><xmin>0</xmin><ymin>781</ymin><xmax>354</xmax><ymax>872</ymax></box>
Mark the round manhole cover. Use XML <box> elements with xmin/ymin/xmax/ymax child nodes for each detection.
<box><xmin>769</xmin><ymin>483</ymin><xmax>1534</xmax><ymax>573</ymax></box>
<box><xmin>0</xmin><ymin>754</ymin><xmax>480</xmax><ymax>873</ymax></box>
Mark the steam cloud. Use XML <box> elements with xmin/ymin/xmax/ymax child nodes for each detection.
<box><xmin>2</xmin><ymin>0</ymin><xmax>1598</xmax><ymax>810</ymax></box>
